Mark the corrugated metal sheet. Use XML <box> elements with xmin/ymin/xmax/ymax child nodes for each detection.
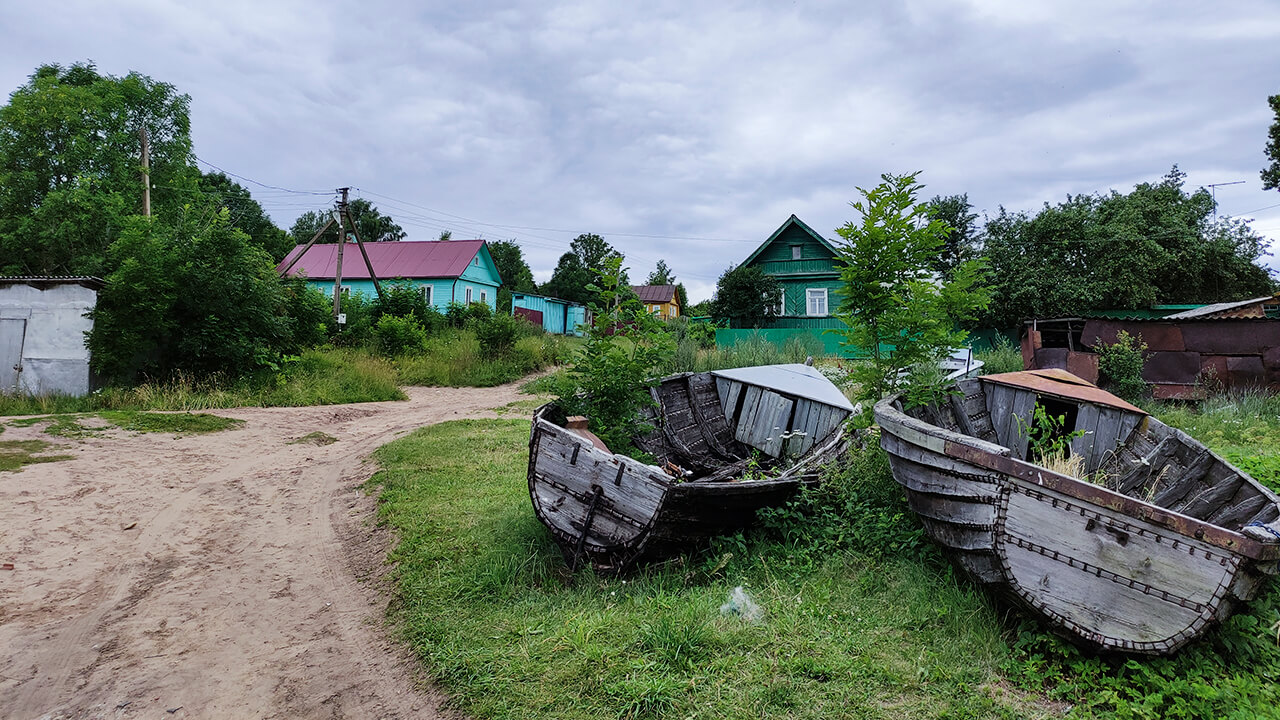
<box><xmin>711</xmin><ymin>363</ymin><xmax>853</xmax><ymax>411</ymax></box>
<box><xmin>632</xmin><ymin>284</ymin><xmax>677</xmax><ymax>304</ymax></box>
<box><xmin>1163</xmin><ymin>295</ymin><xmax>1276</xmax><ymax>320</ymax></box>
<box><xmin>982</xmin><ymin>369</ymin><xmax>1145</xmax><ymax>415</ymax></box>
<box><xmin>277</xmin><ymin>239</ymin><xmax>485</xmax><ymax>280</ymax></box>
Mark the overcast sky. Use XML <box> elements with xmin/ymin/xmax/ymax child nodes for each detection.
<box><xmin>5</xmin><ymin>1</ymin><xmax>1279</xmax><ymax>302</ymax></box>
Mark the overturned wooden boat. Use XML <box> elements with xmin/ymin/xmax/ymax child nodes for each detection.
<box><xmin>875</xmin><ymin>369</ymin><xmax>1280</xmax><ymax>655</ymax></box>
<box><xmin>529</xmin><ymin>364</ymin><xmax>854</xmax><ymax>574</ymax></box>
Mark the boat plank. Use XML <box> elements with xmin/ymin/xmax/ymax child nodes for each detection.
<box><xmin>1007</xmin><ymin>388</ymin><xmax>1037</xmax><ymax>459</ymax></box>
<box><xmin>1209</xmin><ymin>493</ymin><xmax>1271</xmax><ymax>529</ymax></box>
<box><xmin>734</xmin><ymin>385</ymin><xmax>763</xmax><ymax>445</ymax></box>
<box><xmin>1072</xmin><ymin>404</ymin><xmax>1101</xmax><ymax>471</ymax></box>
<box><xmin>1002</xmin><ymin>542</ymin><xmax>1212</xmax><ymax>649</ymax></box>
<box><xmin>905</xmin><ymin>491</ymin><xmax>997</xmax><ymax>527</ymax></box>
<box><xmin>1002</xmin><ymin>488</ymin><xmax>1228</xmax><ymax>606</ymax></box>
<box><xmin>986</xmin><ymin>383</ymin><xmax>1013</xmax><ymax>447</ymax></box>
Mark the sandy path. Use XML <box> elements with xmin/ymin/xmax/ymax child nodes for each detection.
<box><xmin>0</xmin><ymin>383</ymin><xmax>533</xmax><ymax>719</ymax></box>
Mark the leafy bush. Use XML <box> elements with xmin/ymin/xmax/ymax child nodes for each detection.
<box><xmin>373</xmin><ymin>314</ymin><xmax>429</xmax><ymax>357</ymax></box>
<box><xmin>474</xmin><ymin>312</ymin><xmax>522</xmax><ymax>357</ymax></box>
<box><xmin>1097</xmin><ymin>330</ymin><xmax>1147</xmax><ymax>401</ymax></box>
<box><xmin>329</xmin><ymin>290</ymin><xmax>375</xmax><ymax>347</ymax></box>
<box><xmin>975</xmin><ymin>335</ymin><xmax>1023</xmax><ymax>375</ymax></box>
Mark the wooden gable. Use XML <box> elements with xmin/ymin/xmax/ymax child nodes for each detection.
<box><xmin>741</xmin><ymin>215</ymin><xmax>840</xmax><ymax>278</ymax></box>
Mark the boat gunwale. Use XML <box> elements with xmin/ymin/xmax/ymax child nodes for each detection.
<box><xmin>873</xmin><ymin>395</ymin><xmax>1280</xmax><ymax>562</ymax></box>
<box><xmin>530</xmin><ymin>400</ymin><xmax>846</xmax><ymax>490</ymax></box>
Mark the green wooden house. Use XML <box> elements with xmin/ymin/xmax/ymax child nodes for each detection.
<box><xmin>741</xmin><ymin>214</ymin><xmax>843</xmax><ymax>330</ymax></box>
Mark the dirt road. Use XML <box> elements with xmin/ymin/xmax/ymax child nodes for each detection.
<box><xmin>0</xmin><ymin>384</ymin><xmax>532</xmax><ymax>719</ymax></box>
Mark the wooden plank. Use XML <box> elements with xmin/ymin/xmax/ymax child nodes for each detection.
<box><xmin>734</xmin><ymin>385</ymin><xmax>763</xmax><ymax>444</ymax></box>
<box><xmin>1007</xmin><ymin>388</ymin><xmax>1037</xmax><ymax>460</ymax></box>
<box><xmin>1002</xmin><ymin>488</ymin><xmax>1230</xmax><ymax>607</ymax></box>
<box><xmin>986</xmin><ymin>383</ymin><xmax>1013</xmax><ymax>447</ymax></box>
<box><xmin>1209</xmin><ymin>493</ymin><xmax>1271</xmax><ymax>529</ymax></box>
<box><xmin>905</xmin><ymin>491</ymin><xmax>998</xmax><ymax>527</ymax></box>
<box><xmin>1092</xmin><ymin>407</ymin><xmax>1125</xmax><ymax>465</ymax></box>
<box><xmin>722</xmin><ymin>379</ymin><xmax>744</xmax><ymax>425</ymax></box>
<box><xmin>949</xmin><ymin>392</ymin><xmax>977</xmax><ymax>437</ymax></box>
<box><xmin>716</xmin><ymin>376</ymin><xmax>732</xmax><ymax>416</ymax></box>
<box><xmin>1072</xmin><ymin>404</ymin><xmax>1101</xmax><ymax>472</ymax></box>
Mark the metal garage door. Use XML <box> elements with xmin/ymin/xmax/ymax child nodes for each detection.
<box><xmin>0</xmin><ymin>318</ymin><xmax>26</xmax><ymax>392</ymax></box>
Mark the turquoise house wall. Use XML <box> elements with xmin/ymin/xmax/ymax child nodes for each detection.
<box><xmin>301</xmin><ymin>242</ymin><xmax>503</xmax><ymax>312</ymax></box>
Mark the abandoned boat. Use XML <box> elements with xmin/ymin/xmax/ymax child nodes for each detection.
<box><xmin>529</xmin><ymin>363</ymin><xmax>854</xmax><ymax>574</ymax></box>
<box><xmin>875</xmin><ymin>369</ymin><xmax>1280</xmax><ymax>655</ymax></box>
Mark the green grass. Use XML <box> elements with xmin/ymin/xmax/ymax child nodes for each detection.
<box><xmin>98</xmin><ymin>411</ymin><xmax>243</xmax><ymax>434</ymax></box>
<box><xmin>1146</xmin><ymin>390</ymin><xmax>1280</xmax><ymax>492</ymax></box>
<box><xmin>974</xmin><ymin>336</ymin><xmax>1023</xmax><ymax>376</ymax></box>
<box><xmin>0</xmin><ymin>439</ymin><xmax>74</xmax><ymax>471</ymax></box>
<box><xmin>666</xmin><ymin>333</ymin><xmax>829</xmax><ymax>374</ymax></box>
<box><xmin>0</xmin><ymin>347</ymin><xmax>406</xmax><ymax>417</ymax></box>
<box><xmin>394</xmin><ymin>331</ymin><xmax>577</xmax><ymax>388</ymax></box>
<box><xmin>369</xmin><ymin>421</ymin><xmax>1044</xmax><ymax>719</ymax></box>
<box><xmin>291</xmin><ymin>431</ymin><xmax>338</xmax><ymax>446</ymax></box>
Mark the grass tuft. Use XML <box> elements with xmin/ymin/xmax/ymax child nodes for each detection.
<box><xmin>0</xmin><ymin>439</ymin><xmax>74</xmax><ymax>472</ymax></box>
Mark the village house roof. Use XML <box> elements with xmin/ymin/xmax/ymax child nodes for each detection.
<box><xmin>0</xmin><ymin>276</ymin><xmax>105</xmax><ymax>290</ymax></box>
<box><xmin>632</xmin><ymin>284</ymin><xmax>678</xmax><ymax>304</ymax></box>
<box><xmin>277</xmin><ymin>239</ymin><xmax>489</xmax><ymax>280</ymax></box>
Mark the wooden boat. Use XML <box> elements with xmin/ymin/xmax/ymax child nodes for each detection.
<box><xmin>875</xmin><ymin>369</ymin><xmax>1280</xmax><ymax>655</ymax></box>
<box><xmin>529</xmin><ymin>364</ymin><xmax>854</xmax><ymax>574</ymax></box>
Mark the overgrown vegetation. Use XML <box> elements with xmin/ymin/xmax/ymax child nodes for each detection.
<box><xmin>1097</xmin><ymin>330</ymin><xmax>1148</xmax><ymax>401</ymax></box>
<box><xmin>0</xmin><ymin>439</ymin><xmax>74</xmax><ymax>471</ymax></box>
<box><xmin>975</xmin><ymin>336</ymin><xmax>1024</xmax><ymax>375</ymax></box>
<box><xmin>554</xmin><ymin>258</ymin><xmax>675</xmax><ymax>451</ymax></box>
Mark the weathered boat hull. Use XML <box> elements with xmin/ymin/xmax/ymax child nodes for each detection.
<box><xmin>529</xmin><ymin>367</ymin><xmax>852</xmax><ymax>574</ymax></box>
<box><xmin>875</xmin><ymin>371</ymin><xmax>1280</xmax><ymax>655</ymax></box>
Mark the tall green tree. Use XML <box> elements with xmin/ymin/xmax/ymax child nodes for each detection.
<box><xmin>832</xmin><ymin>172</ymin><xmax>989</xmax><ymax>420</ymax></box>
<box><xmin>1262</xmin><ymin>94</ymin><xmax>1280</xmax><ymax>191</ymax></box>
<box><xmin>709</xmin><ymin>265</ymin><xmax>782</xmax><ymax>329</ymax></box>
<box><xmin>289</xmin><ymin>198</ymin><xmax>405</xmax><ymax>245</ymax></box>
<box><xmin>980</xmin><ymin>167</ymin><xmax>1273</xmax><ymax>328</ymax></box>
<box><xmin>922</xmin><ymin>193</ymin><xmax>980</xmax><ymax>278</ymax></box>
<box><xmin>489</xmin><ymin>239</ymin><xmax>537</xmax><ymax>312</ymax></box>
<box><xmin>198</xmin><ymin>171</ymin><xmax>292</xmax><ymax>261</ymax></box>
<box><xmin>0</xmin><ymin>61</ymin><xmax>194</xmax><ymax>275</ymax></box>
<box><xmin>540</xmin><ymin>233</ymin><xmax>627</xmax><ymax>306</ymax></box>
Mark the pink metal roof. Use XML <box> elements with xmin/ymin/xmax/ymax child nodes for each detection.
<box><xmin>277</xmin><ymin>240</ymin><xmax>485</xmax><ymax>280</ymax></box>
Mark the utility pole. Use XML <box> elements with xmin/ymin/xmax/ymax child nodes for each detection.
<box><xmin>139</xmin><ymin>126</ymin><xmax>151</xmax><ymax>217</ymax></box>
<box><xmin>332</xmin><ymin>187</ymin><xmax>349</xmax><ymax>320</ymax></box>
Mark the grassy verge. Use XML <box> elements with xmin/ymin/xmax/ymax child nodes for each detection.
<box><xmin>369</xmin><ymin>421</ymin><xmax>1043</xmax><ymax>719</ymax></box>
<box><xmin>394</xmin><ymin>332</ymin><xmax>578</xmax><ymax>387</ymax></box>
<box><xmin>0</xmin><ymin>347</ymin><xmax>406</xmax><ymax>416</ymax></box>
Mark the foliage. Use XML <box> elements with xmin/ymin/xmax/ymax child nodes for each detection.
<box><xmin>279</xmin><ymin>276</ymin><xmax>332</xmax><ymax>350</ymax></box>
<box><xmin>370</xmin><ymin>420</ymin><xmax>1032</xmax><ymax>720</ymax></box>
<box><xmin>473</xmin><ymin>312</ymin><xmax>527</xmax><ymax>358</ymax></box>
<box><xmin>197</xmin><ymin>171</ymin><xmax>292</xmax><ymax>261</ymax></box>
<box><xmin>288</xmin><ymin>197</ymin><xmax>405</xmax><ymax>244</ymax></box>
<box><xmin>975</xmin><ymin>336</ymin><xmax>1024</xmax><ymax>375</ymax></box>
<box><xmin>831</xmin><ymin>172</ymin><xmax>991</xmax><ymax>422</ymax></box>
<box><xmin>540</xmin><ymin>233</ymin><xmax>627</xmax><ymax>307</ymax></box>
<box><xmin>369</xmin><ymin>280</ymin><xmax>444</xmax><ymax>333</ymax></box>
<box><xmin>556</xmin><ymin>257</ymin><xmax>676</xmax><ymax>452</ymax></box>
<box><xmin>1097</xmin><ymin>330</ymin><xmax>1148</xmax><ymax>401</ymax></box>
<box><xmin>88</xmin><ymin>209</ymin><xmax>300</xmax><ymax>384</ymax></box>
<box><xmin>709</xmin><ymin>265</ymin><xmax>783</xmax><ymax>329</ymax></box>
<box><xmin>489</xmin><ymin>239</ymin><xmax>537</xmax><ymax>312</ymax></box>
<box><xmin>1263</xmin><ymin>94</ymin><xmax>1280</xmax><ymax>191</ymax></box>
<box><xmin>0</xmin><ymin>439</ymin><xmax>75</xmax><ymax>472</ymax></box>
<box><xmin>97</xmin><ymin>410</ymin><xmax>243</xmax><ymax>434</ymax></box>
<box><xmin>373</xmin><ymin>314</ymin><xmax>429</xmax><ymax>357</ymax></box>
<box><xmin>981</xmin><ymin>167</ymin><xmax>1274</xmax><ymax>328</ymax></box>
<box><xmin>922</xmin><ymin>193</ymin><xmax>981</xmax><ymax>279</ymax></box>
<box><xmin>0</xmin><ymin>61</ymin><xmax>194</xmax><ymax>276</ymax></box>
<box><xmin>394</xmin><ymin>329</ymin><xmax>573</xmax><ymax>387</ymax></box>
<box><xmin>663</xmin><ymin>330</ymin><xmax>826</xmax><ymax>375</ymax></box>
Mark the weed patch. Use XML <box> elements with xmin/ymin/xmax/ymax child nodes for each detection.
<box><xmin>98</xmin><ymin>411</ymin><xmax>243</xmax><ymax>434</ymax></box>
<box><xmin>0</xmin><ymin>439</ymin><xmax>74</xmax><ymax>471</ymax></box>
<box><xmin>291</xmin><ymin>431</ymin><xmax>338</xmax><ymax>446</ymax></box>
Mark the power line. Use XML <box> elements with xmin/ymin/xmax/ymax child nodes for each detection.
<box><xmin>193</xmin><ymin>155</ymin><xmax>334</xmax><ymax>196</ymax></box>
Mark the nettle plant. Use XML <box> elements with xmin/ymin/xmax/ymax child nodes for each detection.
<box><xmin>556</xmin><ymin>256</ymin><xmax>676</xmax><ymax>453</ymax></box>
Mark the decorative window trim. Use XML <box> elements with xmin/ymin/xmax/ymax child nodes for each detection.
<box><xmin>421</xmin><ymin>285</ymin><xmax>433</xmax><ymax>306</ymax></box>
<box><xmin>465</xmin><ymin>287</ymin><xmax>474</xmax><ymax>304</ymax></box>
<box><xmin>806</xmin><ymin>288</ymin><xmax>828</xmax><ymax>317</ymax></box>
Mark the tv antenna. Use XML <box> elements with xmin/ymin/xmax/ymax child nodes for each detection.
<box><xmin>1207</xmin><ymin>180</ymin><xmax>1245</xmax><ymax>220</ymax></box>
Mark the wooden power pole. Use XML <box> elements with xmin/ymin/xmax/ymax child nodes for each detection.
<box><xmin>139</xmin><ymin>126</ymin><xmax>151</xmax><ymax>217</ymax></box>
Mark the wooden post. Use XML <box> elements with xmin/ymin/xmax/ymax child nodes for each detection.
<box><xmin>139</xmin><ymin>126</ymin><xmax>151</xmax><ymax>217</ymax></box>
<box><xmin>345</xmin><ymin>205</ymin><xmax>386</xmax><ymax>304</ymax></box>
<box><xmin>332</xmin><ymin>204</ymin><xmax>346</xmax><ymax>320</ymax></box>
<box><xmin>277</xmin><ymin>218</ymin><xmax>335</xmax><ymax>277</ymax></box>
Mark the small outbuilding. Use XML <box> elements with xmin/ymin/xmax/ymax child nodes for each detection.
<box><xmin>511</xmin><ymin>292</ymin><xmax>588</xmax><ymax>336</ymax></box>
<box><xmin>0</xmin><ymin>276</ymin><xmax>103</xmax><ymax>396</ymax></box>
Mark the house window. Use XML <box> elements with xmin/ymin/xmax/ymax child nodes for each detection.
<box><xmin>806</xmin><ymin>288</ymin><xmax>828</xmax><ymax>316</ymax></box>
<box><xmin>776</xmin><ymin>295</ymin><xmax>786</xmax><ymax>317</ymax></box>
<box><xmin>465</xmin><ymin>287</ymin><xmax>473</xmax><ymax>304</ymax></box>
<box><xmin>791</xmin><ymin>245</ymin><xmax>802</xmax><ymax>260</ymax></box>
<box><xmin>421</xmin><ymin>285</ymin><xmax>433</xmax><ymax>307</ymax></box>
<box><xmin>480</xmin><ymin>291</ymin><xmax>487</xmax><ymax>304</ymax></box>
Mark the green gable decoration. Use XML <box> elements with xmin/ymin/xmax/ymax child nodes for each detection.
<box><xmin>739</xmin><ymin>214</ymin><xmax>843</xmax><ymax>331</ymax></box>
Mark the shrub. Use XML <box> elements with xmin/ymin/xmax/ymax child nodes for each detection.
<box><xmin>1097</xmin><ymin>330</ymin><xmax>1147</xmax><ymax>400</ymax></box>
<box><xmin>976</xmin><ymin>335</ymin><xmax>1023</xmax><ymax>375</ymax></box>
<box><xmin>373</xmin><ymin>314</ymin><xmax>429</xmax><ymax>357</ymax></box>
<box><xmin>474</xmin><ymin>313</ymin><xmax>522</xmax><ymax>357</ymax></box>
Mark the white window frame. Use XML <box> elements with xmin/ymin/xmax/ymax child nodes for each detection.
<box><xmin>480</xmin><ymin>290</ymin><xmax>487</xmax><ymax>305</ymax></box>
<box><xmin>465</xmin><ymin>287</ymin><xmax>474</xmax><ymax>304</ymax></box>
<box><xmin>421</xmin><ymin>285</ymin><xmax>433</xmax><ymax>307</ymax></box>
<box><xmin>776</xmin><ymin>294</ymin><xmax>786</xmax><ymax>317</ymax></box>
<box><xmin>806</xmin><ymin>288</ymin><xmax>828</xmax><ymax>317</ymax></box>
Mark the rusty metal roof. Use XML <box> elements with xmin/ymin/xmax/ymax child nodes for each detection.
<box><xmin>1162</xmin><ymin>295</ymin><xmax>1276</xmax><ymax>319</ymax></box>
<box><xmin>981</xmin><ymin>368</ymin><xmax>1146</xmax><ymax>415</ymax></box>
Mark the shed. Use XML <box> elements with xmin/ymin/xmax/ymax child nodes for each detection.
<box><xmin>0</xmin><ymin>276</ymin><xmax>103</xmax><ymax>396</ymax></box>
<box><xmin>511</xmin><ymin>292</ymin><xmax>588</xmax><ymax>336</ymax></box>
